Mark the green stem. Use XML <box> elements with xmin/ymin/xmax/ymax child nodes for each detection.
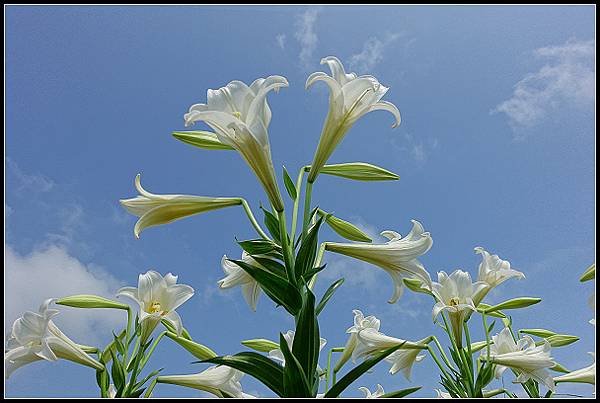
<box><xmin>427</xmin><ymin>345</ymin><xmax>453</xmax><ymax>381</ymax></box>
<box><xmin>430</xmin><ymin>336</ymin><xmax>458</xmax><ymax>374</ymax></box>
<box><xmin>290</xmin><ymin>167</ymin><xmax>307</xmax><ymax>243</ymax></box>
<box><xmin>482</xmin><ymin>313</ymin><xmax>491</xmax><ymax>361</ymax></box>
<box><xmin>308</xmin><ymin>242</ymin><xmax>326</xmax><ymax>290</ymax></box>
<box><xmin>277</xmin><ymin>210</ymin><xmax>295</xmax><ymax>284</ymax></box>
<box><xmin>139</xmin><ymin>331</ymin><xmax>167</xmax><ymax>371</ymax></box>
<box><xmin>122</xmin><ymin>307</ymin><xmax>133</xmax><ymax>367</ymax></box>
<box><xmin>241</xmin><ymin>199</ymin><xmax>270</xmax><ymax>240</ymax></box>
<box><xmin>301</xmin><ymin>180</ymin><xmax>314</xmax><ymax>240</ymax></box>
<box><xmin>483</xmin><ymin>388</ymin><xmax>509</xmax><ymax>398</ymax></box>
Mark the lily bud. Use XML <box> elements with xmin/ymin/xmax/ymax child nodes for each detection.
<box><xmin>172</xmin><ymin>130</ymin><xmax>235</xmax><ymax>150</ymax></box>
<box><xmin>165</xmin><ymin>332</ymin><xmax>217</xmax><ymax>360</ymax></box>
<box><xmin>56</xmin><ymin>295</ymin><xmax>129</xmax><ymax>310</ymax></box>
<box><xmin>319</xmin><ymin>210</ymin><xmax>372</xmax><ymax>242</ymax></box>
<box><xmin>308</xmin><ymin>162</ymin><xmax>399</xmax><ymax>182</ymax></box>
<box><xmin>483</xmin><ymin>297</ymin><xmax>541</xmax><ymax>314</ymax></box>
<box><xmin>241</xmin><ymin>338</ymin><xmax>280</xmax><ymax>353</ymax></box>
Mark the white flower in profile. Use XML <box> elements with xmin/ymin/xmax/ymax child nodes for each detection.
<box><xmin>325</xmin><ymin>220</ymin><xmax>433</xmax><ymax>304</ymax></box>
<box><xmin>305</xmin><ymin>56</ymin><xmax>401</xmax><ymax>183</ymax></box>
<box><xmin>5</xmin><ymin>299</ymin><xmax>103</xmax><ymax>378</ymax></box>
<box><xmin>117</xmin><ymin>270</ymin><xmax>194</xmax><ymax>342</ymax></box>
<box><xmin>120</xmin><ymin>174</ymin><xmax>242</xmax><ymax>238</ymax></box>
<box><xmin>353</xmin><ymin>328</ymin><xmax>427</xmax><ymax>379</ymax></box>
<box><xmin>359</xmin><ymin>384</ymin><xmax>386</xmax><ymax>398</ymax></box>
<box><xmin>334</xmin><ymin>309</ymin><xmax>381</xmax><ymax>371</ymax></box>
<box><xmin>484</xmin><ymin>328</ymin><xmax>556</xmax><ymax>391</ymax></box>
<box><xmin>435</xmin><ymin>389</ymin><xmax>453</xmax><ymax>398</ymax></box>
<box><xmin>268</xmin><ymin>330</ymin><xmax>327</xmax><ymax>366</ymax></box>
<box><xmin>218</xmin><ymin>252</ymin><xmax>262</xmax><ymax>311</ymax></box>
<box><xmin>431</xmin><ymin>270</ymin><xmax>487</xmax><ymax>347</ymax></box>
<box><xmin>554</xmin><ymin>352</ymin><xmax>595</xmax><ymax>385</ymax></box>
<box><xmin>157</xmin><ymin>365</ymin><xmax>246</xmax><ymax>397</ymax></box>
<box><xmin>183</xmin><ymin>76</ymin><xmax>288</xmax><ymax>212</ymax></box>
<box><xmin>473</xmin><ymin>247</ymin><xmax>524</xmax><ymax>305</ymax></box>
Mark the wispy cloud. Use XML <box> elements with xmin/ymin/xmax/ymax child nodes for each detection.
<box><xmin>295</xmin><ymin>7</ymin><xmax>322</xmax><ymax>69</ymax></box>
<box><xmin>493</xmin><ymin>39</ymin><xmax>595</xmax><ymax>135</ymax></box>
<box><xmin>5</xmin><ymin>244</ymin><xmax>124</xmax><ymax>345</ymax></box>
<box><xmin>348</xmin><ymin>33</ymin><xmax>402</xmax><ymax>73</ymax></box>
<box><xmin>7</xmin><ymin>158</ymin><xmax>55</xmax><ymax>194</ymax></box>
<box><xmin>276</xmin><ymin>33</ymin><xmax>286</xmax><ymax>50</ymax></box>
<box><xmin>391</xmin><ymin>131</ymin><xmax>439</xmax><ymax>166</ymax></box>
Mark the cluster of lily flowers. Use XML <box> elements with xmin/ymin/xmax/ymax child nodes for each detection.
<box><xmin>5</xmin><ymin>55</ymin><xmax>595</xmax><ymax>398</ymax></box>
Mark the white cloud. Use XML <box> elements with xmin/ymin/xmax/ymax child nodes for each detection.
<box><xmin>391</xmin><ymin>131</ymin><xmax>438</xmax><ymax>166</ymax></box>
<box><xmin>7</xmin><ymin>158</ymin><xmax>55</xmax><ymax>193</ymax></box>
<box><xmin>494</xmin><ymin>39</ymin><xmax>595</xmax><ymax>133</ymax></box>
<box><xmin>276</xmin><ymin>33</ymin><xmax>286</xmax><ymax>50</ymax></box>
<box><xmin>5</xmin><ymin>244</ymin><xmax>125</xmax><ymax>345</ymax></box>
<box><xmin>295</xmin><ymin>7</ymin><xmax>321</xmax><ymax>68</ymax></box>
<box><xmin>348</xmin><ymin>33</ymin><xmax>401</xmax><ymax>73</ymax></box>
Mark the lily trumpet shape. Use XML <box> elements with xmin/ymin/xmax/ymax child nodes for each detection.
<box><xmin>334</xmin><ymin>309</ymin><xmax>381</xmax><ymax>372</ymax></box>
<box><xmin>359</xmin><ymin>384</ymin><xmax>386</xmax><ymax>398</ymax></box>
<box><xmin>484</xmin><ymin>328</ymin><xmax>557</xmax><ymax>391</ymax></box>
<box><xmin>117</xmin><ymin>270</ymin><xmax>194</xmax><ymax>343</ymax></box>
<box><xmin>431</xmin><ymin>270</ymin><xmax>486</xmax><ymax>348</ymax></box>
<box><xmin>473</xmin><ymin>247</ymin><xmax>524</xmax><ymax>305</ymax></box>
<box><xmin>157</xmin><ymin>365</ymin><xmax>247</xmax><ymax>397</ymax></box>
<box><xmin>554</xmin><ymin>352</ymin><xmax>595</xmax><ymax>385</ymax></box>
<box><xmin>353</xmin><ymin>328</ymin><xmax>428</xmax><ymax>379</ymax></box>
<box><xmin>218</xmin><ymin>252</ymin><xmax>262</xmax><ymax>311</ymax></box>
<box><xmin>120</xmin><ymin>174</ymin><xmax>242</xmax><ymax>238</ymax></box>
<box><xmin>325</xmin><ymin>220</ymin><xmax>433</xmax><ymax>304</ymax></box>
<box><xmin>306</xmin><ymin>56</ymin><xmax>400</xmax><ymax>183</ymax></box>
<box><xmin>5</xmin><ymin>299</ymin><xmax>103</xmax><ymax>378</ymax></box>
<box><xmin>183</xmin><ymin>76</ymin><xmax>288</xmax><ymax>212</ymax></box>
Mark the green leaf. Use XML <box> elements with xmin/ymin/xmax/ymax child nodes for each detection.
<box><xmin>165</xmin><ymin>332</ymin><xmax>217</xmax><ymax>360</ymax></box>
<box><xmin>282</xmin><ymin>166</ymin><xmax>297</xmax><ymax>200</ymax></box>
<box><xmin>161</xmin><ymin>320</ymin><xmax>192</xmax><ymax>340</ymax></box>
<box><xmin>519</xmin><ymin>328</ymin><xmax>557</xmax><ymax>338</ymax></box>
<box><xmin>324</xmin><ymin>343</ymin><xmax>404</xmax><ymax>398</ymax></box>
<box><xmin>110</xmin><ymin>349</ymin><xmax>126</xmax><ymax>393</ymax></box>
<box><xmin>202</xmin><ymin>352</ymin><xmax>285</xmax><ymax>397</ymax></box>
<box><xmin>241</xmin><ymin>338</ymin><xmax>280</xmax><ymax>353</ymax></box>
<box><xmin>250</xmin><ymin>256</ymin><xmax>288</xmax><ymax>280</ymax></box>
<box><xmin>580</xmin><ymin>263</ymin><xmax>595</xmax><ymax>282</ymax></box>
<box><xmin>56</xmin><ymin>294</ymin><xmax>130</xmax><ymax>310</ymax></box>
<box><xmin>237</xmin><ymin>239</ymin><xmax>280</xmax><ymax>256</ymax></box>
<box><xmin>316</xmin><ymin>278</ymin><xmax>345</xmax><ymax>315</ymax></box>
<box><xmin>319</xmin><ymin>210</ymin><xmax>372</xmax><ymax>242</ymax></box>
<box><xmin>301</xmin><ymin>264</ymin><xmax>327</xmax><ymax>284</ymax></box>
<box><xmin>484</xmin><ymin>297</ymin><xmax>541</xmax><ymax>313</ymax></box>
<box><xmin>295</xmin><ymin>216</ymin><xmax>324</xmax><ymax>282</ymax></box>
<box><xmin>112</xmin><ymin>331</ymin><xmax>126</xmax><ymax>356</ymax></box>
<box><xmin>279</xmin><ymin>333</ymin><xmax>312</xmax><ymax>397</ymax></box>
<box><xmin>100</xmin><ymin>330</ymin><xmax>126</xmax><ymax>364</ymax></box>
<box><xmin>172</xmin><ymin>130</ymin><xmax>234</xmax><ymax>150</ymax></box>
<box><xmin>310</xmin><ymin>162</ymin><xmax>400</xmax><ymax>181</ymax></box>
<box><xmin>229</xmin><ymin>259</ymin><xmax>302</xmax><ymax>315</ymax></box>
<box><xmin>261</xmin><ymin>207</ymin><xmax>281</xmax><ymax>243</ymax></box>
<box><xmin>292</xmin><ymin>289</ymin><xmax>320</xmax><ymax>388</ymax></box>
<box><xmin>380</xmin><ymin>386</ymin><xmax>422</xmax><ymax>398</ymax></box>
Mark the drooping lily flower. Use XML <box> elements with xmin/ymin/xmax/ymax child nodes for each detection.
<box><xmin>484</xmin><ymin>328</ymin><xmax>556</xmax><ymax>391</ymax></box>
<box><xmin>117</xmin><ymin>270</ymin><xmax>194</xmax><ymax>342</ymax></box>
<box><xmin>218</xmin><ymin>252</ymin><xmax>262</xmax><ymax>311</ymax></box>
<box><xmin>5</xmin><ymin>299</ymin><xmax>103</xmax><ymax>378</ymax></box>
<box><xmin>326</xmin><ymin>220</ymin><xmax>433</xmax><ymax>304</ymax></box>
<box><xmin>334</xmin><ymin>309</ymin><xmax>381</xmax><ymax>371</ymax></box>
<box><xmin>120</xmin><ymin>174</ymin><xmax>242</xmax><ymax>239</ymax></box>
<box><xmin>305</xmin><ymin>56</ymin><xmax>401</xmax><ymax>183</ymax></box>
<box><xmin>359</xmin><ymin>384</ymin><xmax>386</xmax><ymax>398</ymax></box>
<box><xmin>431</xmin><ymin>270</ymin><xmax>487</xmax><ymax>348</ymax></box>
<box><xmin>157</xmin><ymin>365</ymin><xmax>247</xmax><ymax>397</ymax></box>
<box><xmin>554</xmin><ymin>352</ymin><xmax>595</xmax><ymax>385</ymax></box>
<box><xmin>473</xmin><ymin>247</ymin><xmax>525</xmax><ymax>305</ymax></box>
<box><xmin>353</xmin><ymin>328</ymin><xmax>428</xmax><ymax>379</ymax></box>
<box><xmin>435</xmin><ymin>389</ymin><xmax>453</xmax><ymax>398</ymax></box>
<box><xmin>268</xmin><ymin>330</ymin><xmax>327</xmax><ymax>366</ymax></box>
<box><xmin>183</xmin><ymin>76</ymin><xmax>288</xmax><ymax>212</ymax></box>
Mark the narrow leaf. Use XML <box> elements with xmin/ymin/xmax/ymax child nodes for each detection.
<box><xmin>295</xmin><ymin>216</ymin><xmax>324</xmax><ymax>282</ymax></box>
<box><xmin>292</xmin><ymin>290</ymin><xmax>319</xmax><ymax>387</ymax></box>
<box><xmin>261</xmin><ymin>207</ymin><xmax>281</xmax><ymax>243</ymax></box>
<box><xmin>282</xmin><ymin>166</ymin><xmax>297</xmax><ymax>200</ymax></box>
<box><xmin>279</xmin><ymin>333</ymin><xmax>311</xmax><ymax>397</ymax></box>
<box><xmin>380</xmin><ymin>386</ymin><xmax>422</xmax><ymax>398</ymax></box>
<box><xmin>316</xmin><ymin>278</ymin><xmax>345</xmax><ymax>315</ymax></box>
<box><xmin>580</xmin><ymin>263</ymin><xmax>595</xmax><ymax>282</ymax></box>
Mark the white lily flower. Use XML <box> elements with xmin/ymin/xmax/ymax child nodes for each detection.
<box><xmin>5</xmin><ymin>299</ymin><xmax>103</xmax><ymax>378</ymax></box>
<box><xmin>334</xmin><ymin>309</ymin><xmax>381</xmax><ymax>371</ymax></box>
<box><xmin>431</xmin><ymin>270</ymin><xmax>487</xmax><ymax>347</ymax></box>
<box><xmin>435</xmin><ymin>389</ymin><xmax>453</xmax><ymax>398</ymax></box>
<box><xmin>108</xmin><ymin>384</ymin><xmax>117</xmax><ymax>398</ymax></box>
<box><xmin>325</xmin><ymin>220</ymin><xmax>433</xmax><ymax>304</ymax></box>
<box><xmin>554</xmin><ymin>352</ymin><xmax>595</xmax><ymax>385</ymax></box>
<box><xmin>183</xmin><ymin>76</ymin><xmax>288</xmax><ymax>212</ymax></box>
<box><xmin>353</xmin><ymin>328</ymin><xmax>427</xmax><ymax>379</ymax></box>
<box><xmin>157</xmin><ymin>365</ymin><xmax>246</xmax><ymax>397</ymax></box>
<box><xmin>473</xmin><ymin>247</ymin><xmax>525</xmax><ymax>305</ymax></box>
<box><xmin>117</xmin><ymin>270</ymin><xmax>194</xmax><ymax>342</ymax></box>
<box><xmin>120</xmin><ymin>174</ymin><xmax>241</xmax><ymax>239</ymax></box>
<box><xmin>484</xmin><ymin>328</ymin><xmax>556</xmax><ymax>391</ymax></box>
<box><xmin>218</xmin><ymin>252</ymin><xmax>262</xmax><ymax>311</ymax></box>
<box><xmin>359</xmin><ymin>384</ymin><xmax>386</xmax><ymax>398</ymax></box>
<box><xmin>306</xmin><ymin>56</ymin><xmax>401</xmax><ymax>183</ymax></box>
<box><xmin>268</xmin><ymin>330</ymin><xmax>327</xmax><ymax>366</ymax></box>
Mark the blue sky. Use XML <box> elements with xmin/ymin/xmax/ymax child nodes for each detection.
<box><xmin>5</xmin><ymin>5</ymin><xmax>595</xmax><ymax>398</ymax></box>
